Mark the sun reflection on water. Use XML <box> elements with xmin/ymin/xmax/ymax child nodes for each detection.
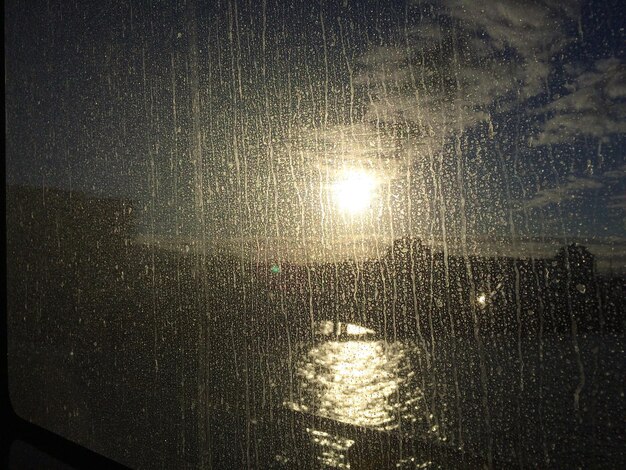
<box><xmin>282</xmin><ymin>334</ymin><xmax>435</xmax><ymax>468</ymax></box>
<box><xmin>306</xmin><ymin>428</ymin><xmax>355</xmax><ymax>469</ymax></box>
<box><xmin>287</xmin><ymin>339</ymin><xmax>408</xmax><ymax>430</ymax></box>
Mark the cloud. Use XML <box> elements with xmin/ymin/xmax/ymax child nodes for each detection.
<box><xmin>603</xmin><ymin>163</ymin><xmax>626</xmax><ymax>180</ymax></box>
<box><xmin>523</xmin><ymin>164</ymin><xmax>626</xmax><ymax>209</ymax></box>
<box><xmin>608</xmin><ymin>194</ymin><xmax>626</xmax><ymax>209</ymax></box>
<box><xmin>441</xmin><ymin>1</ymin><xmax>579</xmax><ymax>51</ymax></box>
<box><xmin>442</xmin><ymin>0</ymin><xmax>579</xmax><ymax>97</ymax></box>
<box><xmin>534</xmin><ymin>58</ymin><xmax>626</xmax><ymax>145</ymax></box>
<box><xmin>351</xmin><ymin>0</ymin><xmax>581</xmax><ymax>149</ymax></box>
<box><xmin>524</xmin><ymin>176</ymin><xmax>604</xmax><ymax>208</ymax></box>
<box><xmin>292</xmin><ymin>123</ymin><xmax>404</xmax><ymax>181</ymax></box>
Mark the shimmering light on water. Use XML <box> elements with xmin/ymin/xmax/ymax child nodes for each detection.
<box><xmin>288</xmin><ymin>340</ymin><xmax>406</xmax><ymax>429</ymax></box>
<box><xmin>306</xmin><ymin>428</ymin><xmax>355</xmax><ymax>469</ymax></box>
<box><xmin>345</xmin><ymin>324</ymin><xmax>375</xmax><ymax>336</ymax></box>
<box><xmin>283</xmin><ymin>334</ymin><xmax>434</xmax><ymax>467</ymax></box>
<box><xmin>315</xmin><ymin>320</ymin><xmax>376</xmax><ymax>337</ymax></box>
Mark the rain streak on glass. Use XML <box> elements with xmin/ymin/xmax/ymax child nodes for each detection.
<box><xmin>4</xmin><ymin>0</ymin><xmax>626</xmax><ymax>469</ymax></box>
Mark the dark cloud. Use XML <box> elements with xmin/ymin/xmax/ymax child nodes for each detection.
<box><xmin>330</xmin><ymin>0</ymin><xmax>583</xmax><ymax>172</ymax></box>
<box><xmin>524</xmin><ymin>176</ymin><xmax>604</xmax><ymax>208</ymax></box>
<box><xmin>535</xmin><ymin>58</ymin><xmax>626</xmax><ymax>144</ymax></box>
<box><xmin>608</xmin><ymin>194</ymin><xmax>626</xmax><ymax>209</ymax></box>
<box><xmin>523</xmin><ymin>164</ymin><xmax>626</xmax><ymax>209</ymax></box>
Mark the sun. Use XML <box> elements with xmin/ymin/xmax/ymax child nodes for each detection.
<box><xmin>332</xmin><ymin>169</ymin><xmax>378</xmax><ymax>215</ymax></box>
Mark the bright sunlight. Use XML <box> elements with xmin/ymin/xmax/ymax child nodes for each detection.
<box><xmin>332</xmin><ymin>169</ymin><xmax>378</xmax><ymax>215</ymax></box>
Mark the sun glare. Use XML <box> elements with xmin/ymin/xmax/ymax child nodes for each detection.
<box><xmin>332</xmin><ymin>170</ymin><xmax>378</xmax><ymax>215</ymax></box>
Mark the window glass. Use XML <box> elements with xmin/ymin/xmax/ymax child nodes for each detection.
<box><xmin>6</xmin><ymin>0</ymin><xmax>625</xmax><ymax>468</ymax></box>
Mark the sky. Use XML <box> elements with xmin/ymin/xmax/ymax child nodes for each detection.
<box><xmin>5</xmin><ymin>0</ymin><xmax>626</xmax><ymax>270</ymax></box>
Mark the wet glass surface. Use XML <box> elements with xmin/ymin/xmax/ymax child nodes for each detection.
<box><xmin>5</xmin><ymin>0</ymin><xmax>626</xmax><ymax>468</ymax></box>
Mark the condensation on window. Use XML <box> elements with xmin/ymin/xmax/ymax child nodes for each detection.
<box><xmin>5</xmin><ymin>0</ymin><xmax>625</xmax><ymax>468</ymax></box>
